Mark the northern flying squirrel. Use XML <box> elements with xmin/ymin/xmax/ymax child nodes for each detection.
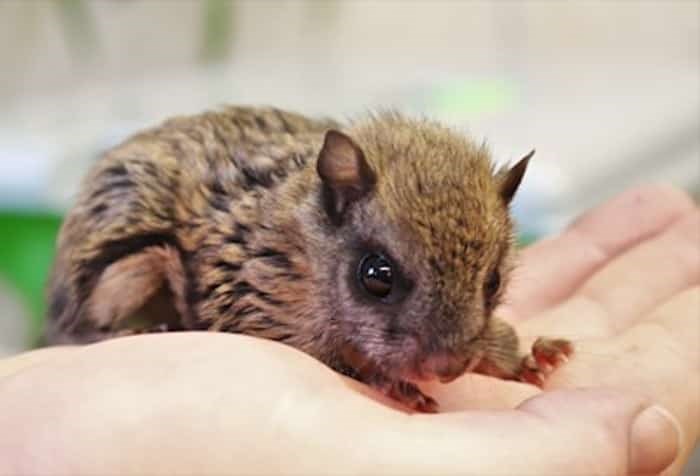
<box><xmin>45</xmin><ymin>106</ymin><xmax>572</xmax><ymax>412</ymax></box>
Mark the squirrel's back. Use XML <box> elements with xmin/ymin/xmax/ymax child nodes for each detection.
<box><xmin>45</xmin><ymin>106</ymin><xmax>336</xmax><ymax>344</ymax></box>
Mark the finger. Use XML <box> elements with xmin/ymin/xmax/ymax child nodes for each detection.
<box><xmin>519</xmin><ymin>210</ymin><xmax>699</xmax><ymax>341</ymax></box>
<box><xmin>642</xmin><ymin>287</ymin><xmax>700</xmax><ymax>368</ymax></box>
<box><xmin>545</xmin><ymin>291</ymin><xmax>699</xmax><ymax>476</ymax></box>
<box><xmin>420</xmin><ymin>373</ymin><xmax>540</xmax><ymax>412</ymax></box>
<box><xmin>577</xmin><ymin>210</ymin><xmax>699</xmax><ymax>335</ymax></box>
<box><xmin>395</xmin><ymin>389</ymin><xmax>679</xmax><ymax>476</ymax></box>
<box><xmin>0</xmin><ymin>345</ymin><xmax>77</xmax><ymax>379</ymax></box>
<box><xmin>640</xmin><ymin>287</ymin><xmax>700</xmax><ymax>476</ymax></box>
<box><xmin>502</xmin><ymin>184</ymin><xmax>695</xmax><ymax>322</ymax></box>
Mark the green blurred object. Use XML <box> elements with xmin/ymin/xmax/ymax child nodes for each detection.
<box><xmin>518</xmin><ymin>232</ymin><xmax>537</xmax><ymax>247</ymax></box>
<box><xmin>0</xmin><ymin>211</ymin><xmax>62</xmax><ymax>345</ymax></box>
<box><xmin>429</xmin><ymin>79</ymin><xmax>518</xmax><ymax>119</ymax></box>
<box><xmin>55</xmin><ymin>0</ymin><xmax>98</xmax><ymax>62</ymax></box>
<box><xmin>201</xmin><ymin>0</ymin><xmax>234</xmax><ymax>63</ymax></box>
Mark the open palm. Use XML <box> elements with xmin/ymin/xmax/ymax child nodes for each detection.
<box><xmin>1</xmin><ymin>185</ymin><xmax>697</xmax><ymax>476</ymax></box>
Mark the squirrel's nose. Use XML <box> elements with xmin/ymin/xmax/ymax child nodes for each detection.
<box><xmin>421</xmin><ymin>352</ymin><xmax>468</xmax><ymax>383</ymax></box>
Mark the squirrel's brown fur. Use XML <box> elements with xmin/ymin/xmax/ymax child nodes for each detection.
<box><xmin>45</xmin><ymin>106</ymin><xmax>571</xmax><ymax>412</ymax></box>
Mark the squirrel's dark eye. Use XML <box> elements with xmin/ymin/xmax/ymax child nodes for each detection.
<box><xmin>484</xmin><ymin>269</ymin><xmax>501</xmax><ymax>302</ymax></box>
<box><xmin>358</xmin><ymin>254</ymin><xmax>393</xmax><ymax>298</ymax></box>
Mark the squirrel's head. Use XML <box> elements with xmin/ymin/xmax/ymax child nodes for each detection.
<box><xmin>306</xmin><ymin>112</ymin><xmax>532</xmax><ymax>383</ymax></box>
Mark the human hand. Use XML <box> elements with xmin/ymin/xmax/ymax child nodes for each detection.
<box><xmin>424</xmin><ymin>184</ymin><xmax>699</xmax><ymax>475</ymax></box>
<box><xmin>0</xmin><ymin>332</ymin><xmax>682</xmax><ymax>476</ymax></box>
<box><xmin>0</xmin><ymin>185</ymin><xmax>695</xmax><ymax>475</ymax></box>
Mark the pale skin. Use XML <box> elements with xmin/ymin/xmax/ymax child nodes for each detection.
<box><xmin>0</xmin><ymin>184</ymin><xmax>697</xmax><ymax>476</ymax></box>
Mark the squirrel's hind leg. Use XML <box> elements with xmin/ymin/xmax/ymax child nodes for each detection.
<box><xmin>85</xmin><ymin>245</ymin><xmax>189</xmax><ymax>337</ymax></box>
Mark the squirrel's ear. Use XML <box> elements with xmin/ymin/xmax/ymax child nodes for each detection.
<box><xmin>497</xmin><ymin>149</ymin><xmax>534</xmax><ymax>205</ymax></box>
<box><xmin>317</xmin><ymin>129</ymin><xmax>375</xmax><ymax>224</ymax></box>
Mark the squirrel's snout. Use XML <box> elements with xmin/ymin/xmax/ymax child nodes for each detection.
<box><xmin>418</xmin><ymin>352</ymin><xmax>469</xmax><ymax>383</ymax></box>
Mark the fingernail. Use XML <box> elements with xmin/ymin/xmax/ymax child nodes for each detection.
<box><xmin>629</xmin><ymin>405</ymin><xmax>681</xmax><ymax>475</ymax></box>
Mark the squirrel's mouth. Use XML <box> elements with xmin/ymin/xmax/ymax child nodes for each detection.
<box><xmin>402</xmin><ymin>351</ymin><xmax>484</xmax><ymax>384</ymax></box>
<box><xmin>340</xmin><ymin>335</ymin><xmax>483</xmax><ymax>384</ymax></box>
<box><xmin>397</xmin><ymin>328</ymin><xmax>490</xmax><ymax>384</ymax></box>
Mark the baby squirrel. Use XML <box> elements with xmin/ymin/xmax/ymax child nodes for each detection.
<box><xmin>45</xmin><ymin>106</ymin><xmax>572</xmax><ymax>412</ymax></box>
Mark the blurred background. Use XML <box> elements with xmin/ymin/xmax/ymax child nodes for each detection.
<box><xmin>0</xmin><ymin>1</ymin><xmax>699</xmax><ymax>472</ymax></box>
<box><xmin>0</xmin><ymin>1</ymin><xmax>698</xmax><ymax>357</ymax></box>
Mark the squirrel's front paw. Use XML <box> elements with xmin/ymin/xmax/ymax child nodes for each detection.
<box><xmin>518</xmin><ymin>337</ymin><xmax>573</xmax><ymax>387</ymax></box>
<box><xmin>378</xmin><ymin>380</ymin><xmax>438</xmax><ymax>413</ymax></box>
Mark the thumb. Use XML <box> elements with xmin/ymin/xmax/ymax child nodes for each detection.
<box><xmin>368</xmin><ymin>388</ymin><xmax>680</xmax><ymax>476</ymax></box>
